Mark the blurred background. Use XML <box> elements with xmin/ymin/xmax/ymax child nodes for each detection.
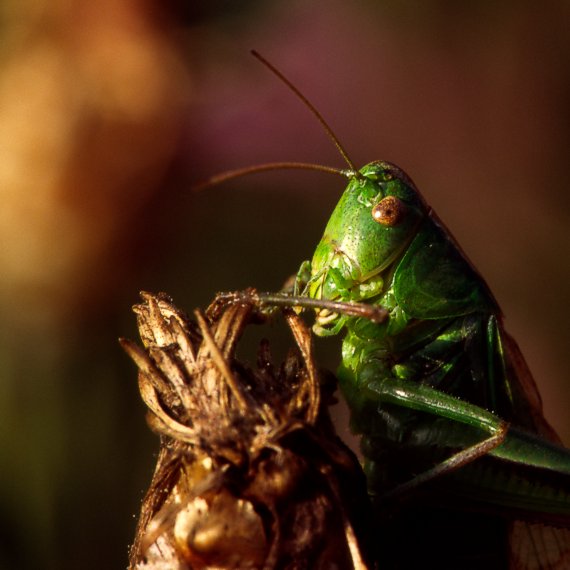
<box><xmin>1</xmin><ymin>1</ymin><xmax>569</xmax><ymax>567</ymax></box>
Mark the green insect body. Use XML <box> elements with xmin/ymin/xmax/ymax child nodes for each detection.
<box><xmin>203</xmin><ymin>52</ymin><xmax>570</xmax><ymax>567</ymax></box>
<box><xmin>296</xmin><ymin>160</ymin><xmax>570</xmax><ymax>567</ymax></box>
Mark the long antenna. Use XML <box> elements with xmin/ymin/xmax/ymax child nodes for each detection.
<box><xmin>192</xmin><ymin>52</ymin><xmax>360</xmax><ymax>192</ymax></box>
<box><xmin>193</xmin><ymin>162</ymin><xmax>351</xmax><ymax>192</ymax></box>
<box><xmin>251</xmin><ymin>50</ymin><xmax>358</xmax><ymax>174</ymax></box>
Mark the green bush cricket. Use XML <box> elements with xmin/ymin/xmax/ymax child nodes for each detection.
<box><xmin>200</xmin><ymin>52</ymin><xmax>570</xmax><ymax>568</ymax></box>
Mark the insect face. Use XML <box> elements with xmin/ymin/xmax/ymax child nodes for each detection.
<box><xmin>306</xmin><ymin>161</ymin><xmax>427</xmax><ymax>303</ymax></box>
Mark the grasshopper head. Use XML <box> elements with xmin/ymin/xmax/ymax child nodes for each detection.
<box><xmin>306</xmin><ymin>161</ymin><xmax>427</xmax><ymax>305</ymax></box>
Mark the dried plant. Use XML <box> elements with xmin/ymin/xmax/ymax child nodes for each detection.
<box><xmin>120</xmin><ymin>291</ymin><xmax>374</xmax><ymax>569</ymax></box>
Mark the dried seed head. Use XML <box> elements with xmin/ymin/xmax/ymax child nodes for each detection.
<box><xmin>123</xmin><ymin>291</ymin><xmax>373</xmax><ymax>570</ymax></box>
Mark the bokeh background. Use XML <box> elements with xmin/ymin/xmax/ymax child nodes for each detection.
<box><xmin>1</xmin><ymin>1</ymin><xmax>569</xmax><ymax>568</ymax></box>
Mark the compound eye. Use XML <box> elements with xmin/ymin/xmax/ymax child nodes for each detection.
<box><xmin>372</xmin><ymin>195</ymin><xmax>406</xmax><ymax>226</ymax></box>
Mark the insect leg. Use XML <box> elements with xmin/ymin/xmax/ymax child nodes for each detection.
<box><xmin>380</xmin><ymin>421</ymin><xmax>508</xmax><ymax>501</ymax></box>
